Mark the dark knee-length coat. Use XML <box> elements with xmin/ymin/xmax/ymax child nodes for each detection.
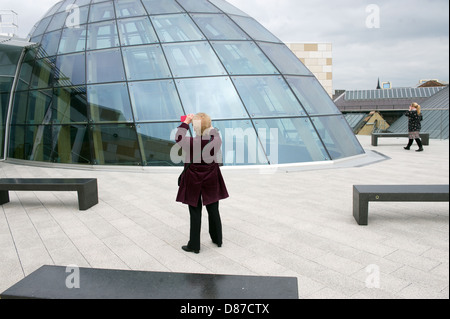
<box><xmin>405</xmin><ymin>110</ymin><xmax>423</xmax><ymax>132</ymax></box>
<box><xmin>175</xmin><ymin>123</ymin><xmax>229</xmax><ymax>207</ymax></box>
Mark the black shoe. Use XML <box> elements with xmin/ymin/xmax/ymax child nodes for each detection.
<box><xmin>416</xmin><ymin>148</ymin><xmax>424</xmax><ymax>152</ymax></box>
<box><xmin>212</xmin><ymin>240</ymin><xmax>222</xmax><ymax>248</ymax></box>
<box><xmin>404</xmin><ymin>146</ymin><xmax>410</xmax><ymax>150</ymax></box>
<box><xmin>182</xmin><ymin>245</ymin><xmax>199</xmax><ymax>254</ymax></box>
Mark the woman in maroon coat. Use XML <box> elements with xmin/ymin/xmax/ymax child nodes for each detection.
<box><xmin>175</xmin><ymin>113</ymin><xmax>229</xmax><ymax>254</ymax></box>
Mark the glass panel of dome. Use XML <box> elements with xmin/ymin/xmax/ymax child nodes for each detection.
<box><xmin>254</xmin><ymin>117</ymin><xmax>330</xmax><ymax>163</ymax></box>
<box><xmin>122</xmin><ymin>45</ymin><xmax>171</xmax><ymax>81</ymax></box>
<box><xmin>128</xmin><ymin>80</ymin><xmax>183</xmax><ymax>122</ymax></box>
<box><xmin>27</xmin><ymin>125</ymin><xmax>53</xmax><ymax>162</ymax></box>
<box><xmin>208</xmin><ymin>0</ymin><xmax>249</xmax><ymax>17</ymax></box>
<box><xmin>48</xmin><ymin>124</ymin><xmax>91</xmax><ymax>164</ymax></box>
<box><xmin>229</xmin><ymin>16</ymin><xmax>281</xmax><ymax>43</ymax></box>
<box><xmin>210</xmin><ymin>120</ymin><xmax>268</xmax><ymax>165</ymax></box>
<box><xmin>141</xmin><ymin>0</ymin><xmax>184</xmax><ymax>15</ymax></box>
<box><xmin>212</xmin><ymin>41</ymin><xmax>278</xmax><ymax>75</ymax></box>
<box><xmin>151</xmin><ymin>14</ymin><xmax>205</xmax><ymax>43</ymax></box>
<box><xmin>177</xmin><ymin>0</ymin><xmax>221</xmax><ymax>13</ymax></box>
<box><xmin>75</xmin><ymin>0</ymin><xmax>91</xmax><ymax>6</ymax></box>
<box><xmin>8</xmin><ymin>125</ymin><xmax>28</xmax><ymax>159</ymax></box>
<box><xmin>40</xmin><ymin>30</ymin><xmax>63</xmax><ymax>57</ymax></box>
<box><xmin>55</xmin><ymin>52</ymin><xmax>86</xmax><ymax>86</ymax></box>
<box><xmin>176</xmin><ymin>77</ymin><xmax>249</xmax><ymax>120</ymax></box>
<box><xmin>191</xmin><ymin>14</ymin><xmax>250</xmax><ymax>41</ymax></box>
<box><xmin>115</xmin><ymin>0</ymin><xmax>147</xmax><ymax>18</ymax></box>
<box><xmin>30</xmin><ymin>57</ymin><xmax>55</xmax><ymax>89</ymax></box>
<box><xmin>310</xmin><ymin>115</ymin><xmax>364</xmax><ymax>160</ymax></box>
<box><xmin>136</xmin><ymin>122</ymin><xmax>185</xmax><ymax>166</ymax></box>
<box><xmin>286</xmin><ymin>76</ymin><xmax>340</xmax><ymax>115</ymax></box>
<box><xmin>58</xmin><ymin>25</ymin><xmax>87</xmax><ymax>54</ymax></box>
<box><xmin>52</xmin><ymin>86</ymin><xmax>88</xmax><ymax>124</ymax></box>
<box><xmin>56</xmin><ymin>0</ymin><xmax>76</xmax><ymax>13</ymax></box>
<box><xmin>232</xmin><ymin>76</ymin><xmax>306</xmax><ymax>118</ymax></box>
<box><xmin>258</xmin><ymin>42</ymin><xmax>312</xmax><ymax>76</ymax></box>
<box><xmin>88</xmin><ymin>83</ymin><xmax>134</xmax><ymax>123</ymax></box>
<box><xmin>87</xmin><ymin>20</ymin><xmax>120</xmax><ymax>50</ymax></box>
<box><xmin>66</xmin><ymin>5</ymin><xmax>89</xmax><ymax>25</ymax></box>
<box><xmin>86</xmin><ymin>48</ymin><xmax>125</xmax><ymax>84</ymax></box>
<box><xmin>117</xmin><ymin>17</ymin><xmax>158</xmax><ymax>46</ymax></box>
<box><xmin>26</xmin><ymin>89</ymin><xmax>53</xmax><ymax>125</ymax></box>
<box><xmin>46</xmin><ymin>11</ymin><xmax>69</xmax><ymax>32</ymax></box>
<box><xmin>89</xmin><ymin>1</ymin><xmax>116</xmax><ymax>23</ymax></box>
<box><xmin>10</xmin><ymin>92</ymin><xmax>28</xmax><ymax>125</ymax></box>
<box><xmin>91</xmin><ymin>124</ymin><xmax>142</xmax><ymax>165</ymax></box>
<box><xmin>43</xmin><ymin>2</ymin><xmax>64</xmax><ymax>19</ymax></box>
<box><xmin>162</xmin><ymin>42</ymin><xmax>226</xmax><ymax>78</ymax></box>
<box><xmin>32</xmin><ymin>16</ymin><xmax>53</xmax><ymax>37</ymax></box>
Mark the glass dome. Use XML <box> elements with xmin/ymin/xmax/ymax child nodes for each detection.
<box><xmin>8</xmin><ymin>0</ymin><xmax>364</xmax><ymax>166</ymax></box>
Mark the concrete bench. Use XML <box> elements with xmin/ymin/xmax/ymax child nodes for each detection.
<box><xmin>371</xmin><ymin>133</ymin><xmax>430</xmax><ymax>146</ymax></box>
<box><xmin>0</xmin><ymin>178</ymin><xmax>98</xmax><ymax>211</ymax></box>
<box><xmin>353</xmin><ymin>185</ymin><xmax>449</xmax><ymax>225</ymax></box>
<box><xmin>0</xmin><ymin>265</ymin><xmax>299</xmax><ymax>299</ymax></box>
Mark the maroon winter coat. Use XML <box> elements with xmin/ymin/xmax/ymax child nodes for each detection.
<box><xmin>175</xmin><ymin>123</ymin><xmax>229</xmax><ymax>207</ymax></box>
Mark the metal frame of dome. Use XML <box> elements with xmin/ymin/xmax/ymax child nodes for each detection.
<box><xmin>3</xmin><ymin>0</ymin><xmax>364</xmax><ymax>167</ymax></box>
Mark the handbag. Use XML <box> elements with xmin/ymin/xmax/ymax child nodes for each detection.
<box><xmin>178</xmin><ymin>136</ymin><xmax>213</xmax><ymax>186</ymax></box>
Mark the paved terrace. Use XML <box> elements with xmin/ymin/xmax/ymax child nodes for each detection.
<box><xmin>0</xmin><ymin>135</ymin><xmax>448</xmax><ymax>299</ymax></box>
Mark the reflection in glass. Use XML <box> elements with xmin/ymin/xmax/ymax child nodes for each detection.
<box><xmin>163</xmin><ymin>42</ymin><xmax>226</xmax><ymax>78</ymax></box>
<box><xmin>177</xmin><ymin>0</ymin><xmax>221</xmax><ymax>13</ymax></box>
<box><xmin>176</xmin><ymin>77</ymin><xmax>248</xmax><ymax>120</ymax></box>
<box><xmin>211</xmin><ymin>120</ymin><xmax>268</xmax><ymax>165</ymax></box>
<box><xmin>115</xmin><ymin>0</ymin><xmax>147</xmax><ymax>18</ymax></box>
<box><xmin>46</xmin><ymin>11</ymin><xmax>69</xmax><ymax>32</ymax></box>
<box><xmin>89</xmin><ymin>1</ymin><xmax>116</xmax><ymax>23</ymax></box>
<box><xmin>88</xmin><ymin>83</ymin><xmax>134</xmax><ymax>123</ymax></box>
<box><xmin>30</xmin><ymin>57</ymin><xmax>55</xmax><ymax>89</ymax></box>
<box><xmin>122</xmin><ymin>45</ymin><xmax>171</xmax><ymax>81</ymax></box>
<box><xmin>310</xmin><ymin>116</ymin><xmax>364</xmax><ymax>160</ymax></box>
<box><xmin>192</xmin><ymin>14</ymin><xmax>249</xmax><ymax>40</ymax></box>
<box><xmin>136</xmin><ymin>122</ymin><xmax>184</xmax><ymax>166</ymax></box>
<box><xmin>91</xmin><ymin>124</ymin><xmax>142</xmax><ymax>165</ymax></box>
<box><xmin>128</xmin><ymin>80</ymin><xmax>183</xmax><ymax>122</ymax></box>
<box><xmin>212</xmin><ymin>41</ymin><xmax>278</xmax><ymax>75</ymax></box>
<box><xmin>230</xmin><ymin>16</ymin><xmax>281</xmax><ymax>43</ymax></box>
<box><xmin>52</xmin><ymin>86</ymin><xmax>88</xmax><ymax>124</ymax></box>
<box><xmin>10</xmin><ymin>91</ymin><xmax>28</xmax><ymax>125</ymax></box>
<box><xmin>58</xmin><ymin>25</ymin><xmax>87</xmax><ymax>54</ymax></box>
<box><xmin>32</xmin><ymin>16</ymin><xmax>52</xmax><ymax>36</ymax></box>
<box><xmin>151</xmin><ymin>14</ymin><xmax>205</xmax><ymax>43</ymax></box>
<box><xmin>87</xmin><ymin>48</ymin><xmax>125</xmax><ymax>84</ymax></box>
<box><xmin>232</xmin><ymin>76</ymin><xmax>305</xmax><ymax>117</ymax></box>
<box><xmin>26</xmin><ymin>89</ymin><xmax>53</xmax><ymax>125</ymax></box>
<box><xmin>141</xmin><ymin>0</ymin><xmax>184</xmax><ymax>15</ymax></box>
<box><xmin>254</xmin><ymin>118</ymin><xmax>330</xmax><ymax>163</ymax></box>
<box><xmin>117</xmin><ymin>16</ymin><xmax>158</xmax><ymax>46</ymax></box>
<box><xmin>55</xmin><ymin>52</ymin><xmax>86</xmax><ymax>86</ymax></box>
<box><xmin>40</xmin><ymin>30</ymin><xmax>62</xmax><ymax>56</ymax></box>
<box><xmin>286</xmin><ymin>76</ymin><xmax>340</xmax><ymax>115</ymax></box>
<box><xmin>258</xmin><ymin>42</ymin><xmax>312</xmax><ymax>76</ymax></box>
<box><xmin>87</xmin><ymin>20</ymin><xmax>120</xmax><ymax>50</ymax></box>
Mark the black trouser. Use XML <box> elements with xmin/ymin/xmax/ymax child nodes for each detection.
<box><xmin>188</xmin><ymin>196</ymin><xmax>222</xmax><ymax>251</ymax></box>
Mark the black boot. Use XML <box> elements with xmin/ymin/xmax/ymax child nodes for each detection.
<box><xmin>404</xmin><ymin>139</ymin><xmax>413</xmax><ymax>150</ymax></box>
<box><xmin>415</xmin><ymin>139</ymin><xmax>424</xmax><ymax>152</ymax></box>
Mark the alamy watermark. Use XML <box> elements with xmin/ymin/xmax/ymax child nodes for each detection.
<box><xmin>65</xmin><ymin>4</ymin><xmax>80</xmax><ymax>29</ymax></box>
<box><xmin>366</xmin><ymin>4</ymin><xmax>381</xmax><ymax>29</ymax></box>
<box><xmin>65</xmin><ymin>265</ymin><xmax>80</xmax><ymax>289</ymax></box>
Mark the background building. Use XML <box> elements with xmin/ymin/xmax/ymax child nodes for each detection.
<box><xmin>286</xmin><ymin>43</ymin><xmax>333</xmax><ymax>97</ymax></box>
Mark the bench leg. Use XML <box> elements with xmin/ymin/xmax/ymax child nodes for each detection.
<box><xmin>421</xmin><ymin>135</ymin><xmax>429</xmax><ymax>146</ymax></box>
<box><xmin>0</xmin><ymin>190</ymin><xmax>10</xmax><ymax>205</ymax></box>
<box><xmin>353</xmin><ymin>191</ymin><xmax>369</xmax><ymax>226</ymax></box>
<box><xmin>371</xmin><ymin>135</ymin><xmax>378</xmax><ymax>146</ymax></box>
<box><xmin>77</xmin><ymin>181</ymin><xmax>98</xmax><ymax>211</ymax></box>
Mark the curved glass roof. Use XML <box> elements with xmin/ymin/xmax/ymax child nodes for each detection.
<box><xmin>6</xmin><ymin>0</ymin><xmax>364</xmax><ymax>166</ymax></box>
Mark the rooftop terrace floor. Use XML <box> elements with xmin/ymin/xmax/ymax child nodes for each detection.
<box><xmin>1</xmin><ymin>135</ymin><xmax>448</xmax><ymax>299</ymax></box>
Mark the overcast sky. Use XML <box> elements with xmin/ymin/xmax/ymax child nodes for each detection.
<box><xmin>2</xmin><ymin>0</ymin><xmax>449</xmax><ymax>90</ymax></box>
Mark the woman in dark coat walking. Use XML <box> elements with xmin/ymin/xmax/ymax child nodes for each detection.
<box><xmin>404</xmin><ymin>102</ymin><xmax>424</xmax><ymax>152</ymax></box>
<box><xmin>175</xmin><ymin>113</ymin><xmax>229</xmax><ymax>254</ymax></box>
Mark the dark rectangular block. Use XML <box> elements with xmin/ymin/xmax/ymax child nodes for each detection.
<box><xmin>353</xmin><ymin>185</ymin><xmax>449</xmax><ymax>225</ymax></box>
<box><xmin>0</xmin><ymin>178</ymin><xmax>98</xmax><ymax>210</ymax></box>
<box><xmin>0</xmin><ymin>265</ymin><xmax>299</xmax><ymax>299</ymax></box>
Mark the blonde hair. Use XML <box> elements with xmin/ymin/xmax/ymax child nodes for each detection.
<box><xmin>193</xmin><ymin>113</ymin><xmax>212</xmax><ymax>136</ymax></box>
<box><xmin>411</xmin><ymin>102</ymin><xmax>421</xmax><ymax>115</ymax></box>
